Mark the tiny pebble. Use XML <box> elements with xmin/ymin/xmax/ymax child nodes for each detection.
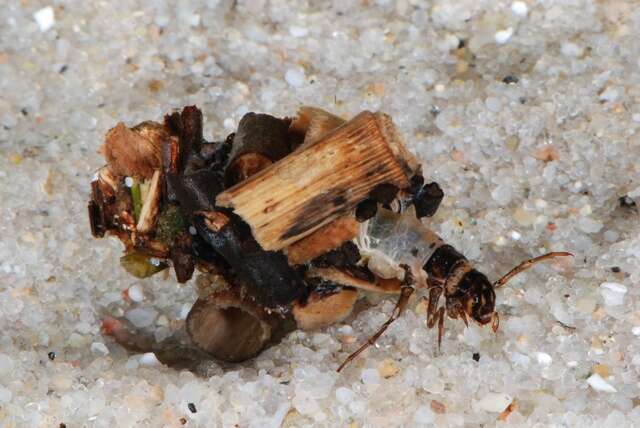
<box><xmin>599</xmin><ymin>282</ymin><xmax>628</xmax><ymax>306</ymax></box>
<box><xmin>413</xmin><ymin>405</ymin><xmax>435</xmax><ymax>424</ymax></box>
<box><xmin>0</xmin><ymin>354</ymin><xmax>14</xmax><ymax>376</ymax></box>
<box><xmin>0</xmin><ymin>385</ymin><xmax>12</xmax><ymax>403</ymax></box>
<box><xmin>289</xmin><ymin>25</ymin><xmax>308</xmax><ymax>37</ymax></box>
<box><xmin>377</xmin><ymin>359</ymin><xmax>399</xmax><ymax>378</ymax></box>
<box><xmin>124</xmin><ymin>177</ymin><xmax>134</xmax><ymax>187</ymax></box>
<box><xmin>127</xmin><ymin>284</ymin><xmax>144</xmax><ymax>302</ymax></box>
<box><xmin>586</xmin><ymin>373</ymin><xmax>617</xmax><ymax>393</ymax></box>
<box><xmin>535</xmin><ymin>352</ymin><xmax>552</xmax><ymax>366</ymax></box>
<box><xmin>485</xmin><ymin>97</ymin><xmax>502</xmax><ymax>112</ymax></box>
<box><xmin>494</xmin><ymin>28</ymin><xmax>514</xmax><ymax>44</ymax></box>
<box><xmin>632</xmin><ymin>326</ymin><xmax>640</xmax><ymax>336</ymax></box>
<box><xmin>223</xmin><ymin>118</ymin><xmax>235</xmax><ymax>130</ymax></box>
<box><xmin>285</xmin><ymin>67</ymin><xmax>305</xmax><ymax>87</ymax></box>
<box><xmin>335</xmin><ymin>387</ymin><xmax>355</xmax><ymax>404</ymax></box>
<box><xmin>599</xmin><ymin>87</ymin><xmax>619</xmax><ymax>102</ymax></box>
<box><xmin>361</xmin><ymin>368</ymin><xmax>380</xmax><ymax>385</ymax></box>
<box><xmin>139</xmin><ymin>352</ymin><xmax>161</xmax><ymax>366</ymax></box>
<box><xmin>476</xmin><ymin>392</ymin><xmax>512</xmax><ymax>412</ymax></box>
<box><xmin>189</xmin><ymin>226</ymin><xmax>197</xmax><ymax>235</ymax></box>
<box><xmin>125</xmin><ymin>307</ymin><xmax>158</xmax><ymax>328</ymax></box>
<box><xmin>90</xmin><ymin>342</ymin><xmax>109</xmax><ymax>356</ymax></box>
<box><xmin>511</xmin><ymin>1</ymin><xmax>528</xmax><ymax>16</ymax></box>
<box><xmin>34</xmin><ymin>7</ymin><xmax>55</xmax><ymax>32</ymax></box>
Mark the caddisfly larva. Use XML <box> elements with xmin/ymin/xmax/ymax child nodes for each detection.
<box><xmin>338</xmin><ymin>206</ymin><xmax>571</xmax><ymax>371</ymax></box>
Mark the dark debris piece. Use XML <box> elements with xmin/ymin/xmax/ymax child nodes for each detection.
<box><xmin>48</xmin><ymin>351</ymin><xmax>56</xmax><ymax>361</ymax></box>
<box><xmin>619</xmin><ymin>195</ymin><xmax>637</xmax><ymax>210</ymax></box>
<box><xmin>502</xmin><ymin>75</ymin><xmax>519</xmax><ymax>84</ymax></box>
<box><xmin>193</xmin><ymin>212</ymin><xmax>305</xmax><ymax>308</ymax></box>
<box><xmin>312</xmin><ymin>242</ymin><xmax>361</xmax><ymax>269</ymax></box>
<box><xmin>355</xmin><ymin>198</ymin><xmax>377</xmax><ymax>222</ymax></box>
<box><xmin>472</xmin><ymin>352</ymin><xmax>480</xmax><ymax>362</ymax></box>
<box><xmin>188</xmin><ymin>403</ymin><xmax>197</xmax><ymax>413</ymax></box>
<box><xmin>413</xmin><ymin>182</ymin><xmax>444</xmax><ymax>218</ymax></box>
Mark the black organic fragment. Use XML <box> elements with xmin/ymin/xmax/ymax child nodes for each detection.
<box><xmin>193</xmin><ymin>212</ymin><xmax>305</xmax><ymax>308</ymax></box>
<box><xmin>414</xmin><ymin>182</ymin><xmax>444</xmax><ymax>218</ymax></box>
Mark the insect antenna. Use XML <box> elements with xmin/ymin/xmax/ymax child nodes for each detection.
<box><xmin>337</xmin><ymin>286</ymin><xmax>414</xmax><ymax>372</ymax></box>
<box><xmin>493</xmin><ymin>251</ymin><xmax>573</xmax><ymax>289</ymax></box>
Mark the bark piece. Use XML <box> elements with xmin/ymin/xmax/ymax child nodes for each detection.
<box><xmin>193</xmin><ymin>211</ymin><xmax>305</xmax><ymax>308</ymax></box>
<box><xmin>170</xmin><ymin>232</ymin><xmax>195</xmax><ymax>283</ymax></box>
<box><xmin>102</xmin><ymin>121</ymin><xmax>167</xmax><ymax>179</ymax></box>
<box><xmin>224</xmin><ymin>113</ymin><xmax>292</xmax><ymax>187</ymax></box>
<box><xmin>216</xmin><ymin>111</ymin><xmax>419</xmax><ymax>251</ymax></box>
<box><xmin>289</xmin><ymin>106</ymin><xmax>346</xmax><ymax>148</ymax></box>
<box><xmin>186</xmin><ymin>290</ymin><xmax>279</xmax><ymax>362</ymax></box>
<box><xmin>285</xmin><ymin>217</ymin><xmax>359</xmax><ymax>265</ymax></box>
<box><xmin>168</xmin><ymin>169</ymin><xmax>224</xmax><ymax>215</ymax></box>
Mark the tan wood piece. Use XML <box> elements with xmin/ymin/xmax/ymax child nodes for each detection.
<box><xmin>216</xmin><ymin>111</ymin><xmax>418</xmax><ymax>251</ymax></box>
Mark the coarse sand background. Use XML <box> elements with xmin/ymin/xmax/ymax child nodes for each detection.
<box><xmin>1</xmin><ymin>1</ymin><xmax>640</xmax><ymax>426</ymax></box>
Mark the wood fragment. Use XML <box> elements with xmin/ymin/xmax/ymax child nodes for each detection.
<box><xmin>224</xmin><ymin>113</ymin><xmax>292</xmax><ymax>187</ymax></box>
<box><xmin>186</xmin><ymin>289</ymin><xmax>279</xmax><ymax>362</ymax></box>
<box><xmin>285</xmin><ymin>217</ymin><xmax>359</xmax><ymax>265</ymax></box>
<box><xmin>136</xmin><ymin>170</ymin><xmax>162</xmax><ymax>233</ymax></box>
<box><xmin>193</xmin><ymin>211</ymin><xmax>305</xmax><ymax>307</ymax></box>
<box><xmin>290</xmin><ymin>106</ymin><xmax>346</xmax><ymax>147</ymax></box>
<box><xmin>103</xmin><ymin>121</ymin><xmax>167</xmax><ymax>179</ymax></box>
<box><xmin>216</xmin><ymin>111</ymin><xmax>418</xmax><ymax>251</ymax></box>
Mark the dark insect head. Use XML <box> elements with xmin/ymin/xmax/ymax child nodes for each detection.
<box><xmin>458</xmin><ymin>269</ymin><xmax>496</xmax><ymax>326</ymax></box>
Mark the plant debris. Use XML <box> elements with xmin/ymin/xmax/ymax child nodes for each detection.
<box><xmin>89</xmin><ymin>105</ymin><xmax>571</xmax><ymax>371</ymax></box>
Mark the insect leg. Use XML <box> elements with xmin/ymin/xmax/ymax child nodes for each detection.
<box><xmin>426</xmin><ymin>286</ymin><xmax>442</xmax><ymax>329</ymax></box>
<box><xmin>337</xmin><ymin>286</ymin><xmax>414</xmax><ymax>372</ymax></box>
<box><xmin>437</xmin><ymin>307</ymin><xmax>446</xmax><ymax>348</ymax></box>
<box><xmin>493</xmin><ymin>251</ymin><xmax>573</xmax><ymax>289</ymax></box>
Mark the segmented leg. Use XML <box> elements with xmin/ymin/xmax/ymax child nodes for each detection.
<box><xmin>426</xmin><ymin>286</ymin><xmax>442</xmax><ymax>328</ymax></box>
<box><xmin>494</xmin><ymin>251</ymin><xmax>573</xmax><ymax>288</ymax></box>
<box><xmin>437</xmin><ymin>307</ymin><xmax>445</xmax><ymax>348</ymax></box>
<box><xmin>337</xmin><ymin>286</ymin><xmax>414</xmax><ymax>372</ymax></box>
<box><xmin>458</xmin><ymin>308</ymin><xmax>469</xmax><ymax>327</ymax></box>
